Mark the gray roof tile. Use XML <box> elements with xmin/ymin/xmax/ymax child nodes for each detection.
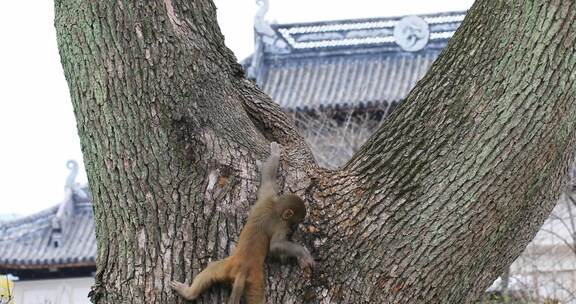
<box><xmin>244</xmin><ymin>11</ymin><xmax>465</xmax><ymax>111</ymax></box>
<box><xmin>259</xmin><ymin>51</ymin><xmax>442</xmax><ymax>110</ymax></box>
<box><xmin>0</xmin><ymin>195</ymin><xmax>96</xmax><ymax>269</ymax></box>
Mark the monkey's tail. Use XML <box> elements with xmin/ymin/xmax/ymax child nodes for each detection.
<box><xmin>228</xmin><ymin>269</ymin><xmax>247</xmax><ymax>304</ymax></box>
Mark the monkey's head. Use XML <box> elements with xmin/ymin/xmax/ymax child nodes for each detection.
<box><xmin>275</xmin><ymin>194</ymin><xmax>306</xmax><ymax>225</ymax></box>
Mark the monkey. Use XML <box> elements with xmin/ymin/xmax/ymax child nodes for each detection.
<box><xmin>170</xmin><ymin>142</ymin><xmax>315</xmax><ymax>304</ymax></box>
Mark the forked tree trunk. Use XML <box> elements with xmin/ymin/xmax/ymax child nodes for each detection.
<box><xmin>54</xmin><ymin>0</ymin><xmax>576</xmax><ymax>303</ymax></box>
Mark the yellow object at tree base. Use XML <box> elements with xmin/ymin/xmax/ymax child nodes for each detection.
<box><xmin>0</xmin><ymin>275</ymin><xmax>14</xmax><ymax>304</ymax></box>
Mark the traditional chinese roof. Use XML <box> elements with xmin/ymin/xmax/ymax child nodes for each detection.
<box><xmin>0</xmin><ymin>161</ymin><xmax>95</xmax><ymax>270</ymax></box>
<box><xmin>244</xmin><ymin>10</ymin><xmax>466</xmax><ymax>111</ymax></box>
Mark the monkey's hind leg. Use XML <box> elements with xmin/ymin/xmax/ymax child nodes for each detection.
<box><xmin>228</xmin><ymin>269</ymin><xmax>247</xmax><ymax>304</ymax></box>
<box><xmin>170</xmin><ymin>260</ymin><xmax>229</xmax><ymax>300</ymax></box>
<box><xmin>244</xmin><ymin>273</ymin><xmax>265</xmax><ymax>304</ymax></box>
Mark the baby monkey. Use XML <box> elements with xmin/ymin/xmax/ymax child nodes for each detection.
<box><xmin>170</xmin><ymin>142</ymin><xmax>315</xmax><ymax>304</ymax></box>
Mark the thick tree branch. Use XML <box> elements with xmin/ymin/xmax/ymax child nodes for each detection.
<box><xmin>320</xmin><ymin>1</ymin><xmax>576</xmax><ymax>302</ymax></box>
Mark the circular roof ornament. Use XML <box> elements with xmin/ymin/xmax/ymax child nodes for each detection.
<box><xmin>394</xmin><ymin>16</ymin><xmax>430</xmax><ymax>52</ymax></box>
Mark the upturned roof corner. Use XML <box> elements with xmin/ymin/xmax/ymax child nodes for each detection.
<box><xmin>0</xmin><ymin>161</ymin><xmax>95</xmax><ymax>270</ymax></box>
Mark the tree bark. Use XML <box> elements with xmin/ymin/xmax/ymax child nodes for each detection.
<box><xmin>54</xmin><ymin>0</ymin><xmax>576</xmax><ymax>303</ymax></box>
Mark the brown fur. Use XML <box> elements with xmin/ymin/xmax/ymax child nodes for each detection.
<box><xmin>170</xmin><ymin>142</ymin><xmax>314</xmax><ymax>304</ymax></box>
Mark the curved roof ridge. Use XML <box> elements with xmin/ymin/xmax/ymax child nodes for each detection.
<box><xmin>244</xmin><ymin>11</ymin><xmax>465</xmax><ymax>111</ymax></box>
<box><xmin>0</xmin><ymin>205</ymin><xmax>60</xmax><ymax>230</ymax></box>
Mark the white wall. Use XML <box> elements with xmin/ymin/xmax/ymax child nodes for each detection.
<box><xmin>13</xmin><ymin>277</ymin><xmax>93</xmax><ymax>304</ymax></box>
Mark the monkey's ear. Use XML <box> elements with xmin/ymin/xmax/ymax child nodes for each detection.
<box><xmin>282</xmin><ymin>209</ymin><xmax>294</xmax><ymax>220</ymax></box>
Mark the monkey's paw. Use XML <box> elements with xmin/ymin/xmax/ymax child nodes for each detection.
<box><xmin>170</xmin><ymin>281</ymin><xmax>197</xmax><ymax>300</ymax></box>
<box><xmin>298</xmin><ymin>252</ymin><xmax>316</xmax><ymax>271</ymax></box>
<box><xmin>270</xmin><ymin>141</ymin><xmax>281</xmax><ymax>157</ymax></box>
<box><xmin>299</xmin><ymin>256</ymin><xmax>315</xmax><ymax>278</ymax></box>
<box><xmin>169</xmin><ymin>281</ymin><xmax>187</xmax><ymax>292</ymax></box>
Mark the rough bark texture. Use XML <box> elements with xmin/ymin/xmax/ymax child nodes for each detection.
<box><xmin>54</xmin><ymin>0</ymin><xmax>576</xmax><ymax>303</ymax></box>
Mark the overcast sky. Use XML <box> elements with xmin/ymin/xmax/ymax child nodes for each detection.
<box><xmin>0</xmin><ymin>0</ymin><xmax>474</xmax><ymax>216</ymax></box>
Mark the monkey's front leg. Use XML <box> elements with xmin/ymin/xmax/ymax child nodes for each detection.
<box><xmin>269</xmin><ymin>240</ymin><xmax>316</xmax><ymax>270</ymax></box>
<box><xmin>296</xmin><ymin>246</ymin><xmax>315</xmax><ymax>270</ymax></box>
<box><xmin>258</xmin><ymin>142</ymin><xmax>281</xmax><ymax>200</ymax></box>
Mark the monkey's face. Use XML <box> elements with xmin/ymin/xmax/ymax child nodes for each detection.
<box><xmin>280</xmin><ymin>212</ymin><xmax>303</xmax><ymax>237</ymax></box>
<box><xmin>276</xmin><ymin>194</ymin><xmax>306</xmax><ymax>223</ymax></box>
<box><xmin>281</xmin><ymin>208</ymin><xmax>305</xmax><ymax>225</ymax></box>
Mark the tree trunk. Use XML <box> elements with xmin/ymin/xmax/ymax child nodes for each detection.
<box><xmin>54</xmin><ymin>0</ymin><xmax>576</xmax><ymax>303</ymax></box>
